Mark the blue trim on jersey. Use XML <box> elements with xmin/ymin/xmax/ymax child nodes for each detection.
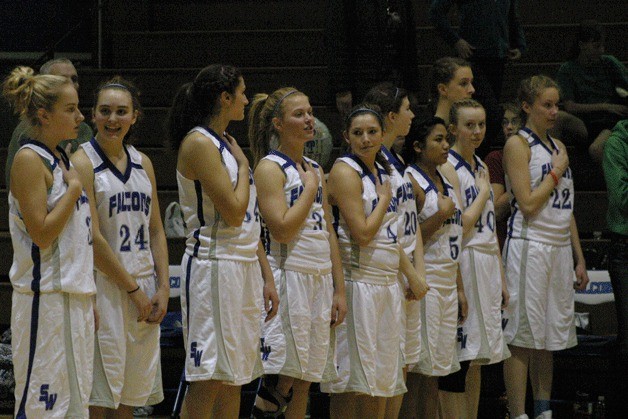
<box><xmin>56</xmin><ymin>144</ymin><xmax>71</xmax><ymax>170</ymax></box>
<box><xmin>201</xmin><ymin>126</ymin><xmax>229</xmax><ymax>153</ymax></box>
<box><xmin>408</xmin><ymin>163</ymin><xmax>439</xmax><ymax>195</ymax></box>
<box><xmin>93</xmin><ymin>162</ymin><xmax>107</xmax><ymax>174</ymax></box>
<box><xmin>507</xmin><ymin>206</ymin><xmax>518</xmax><ymax>238</ymax></box>
<box><xmin>21</xmin><ymin>139</ymin><xmax>59</xmax><ymax>169</ymax></box>
<box><xmin>88</xmin><ymin>138</ymin><xmax>134</xmax><ymax>184</ymax></box>
<box><xmin>520</xmin><ymin>127</ymin><xmax>558</xmax><ymax>156</ymax></box>
<box><xmin>448</xmin><ymin>149</ymin><xmax>474</xmax><ymax>174</ymax></box>
<box><xmin>332</xmin><ymin>205</ymin><xmax>340</xmax><ymax>234</ymax></box>
<box><xmin>192</xmin><ymin>180</ymin><xmax>204</xmax><ymax>257</ymax></box>
<box><xmin>380</xmin><ymin>146</ymin><xmax>405</xmax><ymax>175</ymax></box>
<box><xmin>16</xmin><ymin>244</ymin><xmax>42</xmax><ymax>419</ymax></box>
<box><xmin>184</xmin><ymin>254</ymin><xmax>193</xmax><ymax>346</ymax></box>
<box><xmin>269</xmin><ymin>150</ymin><xmax>298</xmax><ymax>171</ymax></box>
<box><xmin>344</xmin><ymin>154</ymin><xmax>387</xmax><ymax>185</ymax></box>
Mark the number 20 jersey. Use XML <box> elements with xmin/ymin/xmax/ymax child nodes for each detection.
<box><xmin>82</xmin><ymin>139</ymin><xmax>155</xmax><ymax>277</ymax></box>
<box><xmin>506</xmin><ymin>128</ymin><xmax>574</xmax><ymax>246</ymax></box>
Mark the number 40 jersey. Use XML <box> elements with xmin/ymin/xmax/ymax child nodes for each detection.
<box><xmin>82</xmin><ymin>139</ymin><xmax>155</xmax><ymax>278</ymax></box>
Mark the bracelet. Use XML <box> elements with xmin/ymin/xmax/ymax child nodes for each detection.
<box><xmin>127</xmin><ymin>285</ymin><xmax>140</xmax><ymax>294</ymax></box>
<box><xmin>549</xmin><ymin>170</ymin><xmax>559</xmax><ymax>186</ymax></box>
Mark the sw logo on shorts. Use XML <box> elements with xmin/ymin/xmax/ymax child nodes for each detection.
<box><xmin>457</xmin><ymin>327</ymin><xmax>468</xmax><ymax>350</ymax></box>
<box><xmin>260</xmin><ymin>338</ymin><xmax>271</xmax><ymax>361</ymax></box>
<box><xmin>190</xmin><ymin>342</ymin><xmax>203</xmax><ymax>367</ymax></box>
<box><xmin>39</xmin><ymin>384</ymin><xmax>57</xmax><ymax>411</ymax></box>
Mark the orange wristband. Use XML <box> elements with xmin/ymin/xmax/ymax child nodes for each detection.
<box><xmin>549</xmin><ymin>170</ymin><xmax>559</xmax><ymax>186</ymax></box>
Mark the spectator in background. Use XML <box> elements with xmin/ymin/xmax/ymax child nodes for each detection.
<box><xmin>429</xmin><ymin>0</ymin><xmax>526</xmax><ymax>157</ymax></box>
<box><xmin>485</xmin><ymin>102</ymin><xmax>521</xmax><ymax>250</ymax></box>
<box><xmin>556</xmin><ymin>20</ymin><xmax>628</xmax><ymax>163</ymax></box>
<box><xmin>325</xmin><ymin>0</ymin><xmax>419</xmax><ymax>117</ymax></box>
<box><xmin>5</xmin><ymin>58</ymin><xmax>92</xmax><ymax>187</ymax></box>
<box><xmin>602</xmin><ymin>119</ymin><xmax>628</xmax><ymax>418</ymax></box>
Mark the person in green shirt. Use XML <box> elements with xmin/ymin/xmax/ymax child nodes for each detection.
<box><xmin>602</xmin><ymin>118</ymin><xmax>628</xmax><ymax>418</ymax></box>
<box><xmin>5</xmin><ymin>58</ymin><xmax>92</xmax><ymax>187</ymax></box>
<box><xmin>557</xmin><ymin>20</ymin><xmax>628</xmax><ymax>162</ymax></box>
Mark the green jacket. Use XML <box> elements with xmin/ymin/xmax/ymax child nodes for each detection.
<box><xmin>603</xmin><ymin>119</ymin><xmax>628</xmax><ymax>235</ymax></box>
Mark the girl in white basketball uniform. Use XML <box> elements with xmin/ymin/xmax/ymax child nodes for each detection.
<box><xmin>71</xmin><ymin>77</ymin><xmax>169</xmax><ymax>417</ymax></box>
<box><xmin>362</xmin><ymin>83</ymin><xmax>429</xmax><ymax>419</ymax></box>
<box><xmin>323</xmin><ymin>105</ymin><xmax>426</xmax><ymax>419</ymax></box>
<box><xmin>248</xmin><ymin>88</ymin><xmax>346</xmax><ymax>418</ymax></box>
<box><xmin>3</xmin><ymin>66</ymin><xmax>95</xmax><ymax>418</ymax></box>
<box><xmin>167</xmin><ymin>64</ymin><xmax>279</xmax><ymax>417</ymax></box>
<box><xmin>402</xmin><ymin>116</ymin><xmax>466</xmax><ymax>419</ymax></box>
<box><xmin>502</xmin><ymin>75</ymin><xmax>589</xmax><ymax>419</ymax></box>
<box><xmin>439</xmin><ymin>99</ymin><xmax>510</xmax><ymax>418</ymax></box>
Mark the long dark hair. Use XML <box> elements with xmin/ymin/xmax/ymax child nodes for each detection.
<box><xmin>167</xmin><ymin>64</ymin><xmax>242</xmax><ymax>150</ymax></box>
<box><xmin>402</xmin><ymin>116</ymin><xmax>447</xmax><ymax>165</ymax></box>
<box><xmin>363</xmin><ymin>82</ymin><xmax>408</xmax><ymax>117</ymax></box>
<box><xmin>343</xmin><ymin>103</ymin><xmax>391</xmax><ymax>174</ymax></box>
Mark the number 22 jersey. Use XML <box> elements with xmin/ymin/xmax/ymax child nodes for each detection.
<box><xmin>506</xmin><ymin>128</ymin><xmax>574</xmax><ymax>246</ymax></box>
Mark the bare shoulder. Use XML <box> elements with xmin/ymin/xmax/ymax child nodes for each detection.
<box><xmin>503</xmin><ymin>134</ymin><xmax>530</xmax><ymax>159</ymax></box>
<box><xmin>329</xmin><ymin>159</ymin><xmax>358</xmax><ymax>183</ymax></box>
<box><xmin>254</xmin><ymin>158</ymin><xmax>284</xmax><ymax>178</ymax></box>
<box><xmin>439</xmin><ymin>160</ymin><xmax>457</xmax><ymax>179</ymax></box>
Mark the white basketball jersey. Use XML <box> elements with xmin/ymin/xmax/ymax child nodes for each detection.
<box><xmin>261</xmin><ymin>152</ymin><xmax>331</xmax><ymax>274</ymax></box>
<box><xmin>333</xmin><ymin>155</ymin><xmax>400</xmax><ymax>283</ymax></box>
<box><xmin>81</xmin><ymin>140</ymin><xmax>155</xmax><ymax>277</ymax></box>
<box><xmin>9</xmin><ymin>141</ymin><xmax>95</xmax><ymax>295</ymax></box>
<box><xmin>448</xmin><ymin>150</ymin><xmax>498</xmax><ymax>253</ymax></box>
<box><xmin>177</xmin><ymin>126</ymin><xmax>260</xmax><ymax>261</ymax></box>
<box><xmin>506</xmin><ymin>128</ymin><xmax>573</xmax><ymax>245</ymax></box>
<box><xmin>381</xmin><ymin>146</ymin><xmax>417</xmax><ymax>256</ymax></box>
<box><xmin>405</xmin><ymin>164</ymin><xmax>462</xmax><ymax>289</ymax></box>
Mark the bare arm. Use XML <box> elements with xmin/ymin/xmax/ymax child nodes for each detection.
<box><xmin>456</xmin><ymin>267</ymin><xmax>468</xmax><ymax>324</ymax></box>
<box><xmin>254</xmin><ymin>159</ymin><xmax>318</xmax><ymax>243</ymax></box>
<box><xmin>327</xmin><ymin>162</ymin><xmax>392</xmax><ymax>246</ymax></box>
<box><xmin>257</xmin><ymin>240</ymin><xmax>279</xmax><ymax>322</ymax></box>
<box><xmin>180</xmin><ymin>132</ymin><xmax>250</xmax><ymax>227</ymax></box>
<box><xmin>570</xmin><ymin>215</ymin><xmax>589</xmax><ymax>291</ymax></box>
<box><xmin>492</xmin><ymin>182</ymin><xmax>511</xmax><ymax>222</ymax></box>
<box><xmin>399</xmin><ymin>248</ymin><xmax>429</xmax><ymax>300</ymax></box>
<box><xmin>141</xmin><ymin>154</ymin><xmax>170</xmax><ymax>324</ymax></box>
<box><xmin>12</xmin><ymin>149</ymin><xmax>83</xmax><ymax>249</ymax></box>
<box><xmin>321</xmin><ymin>167</ymin><xmax>347</xmax><ymax>327</ymax></box>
